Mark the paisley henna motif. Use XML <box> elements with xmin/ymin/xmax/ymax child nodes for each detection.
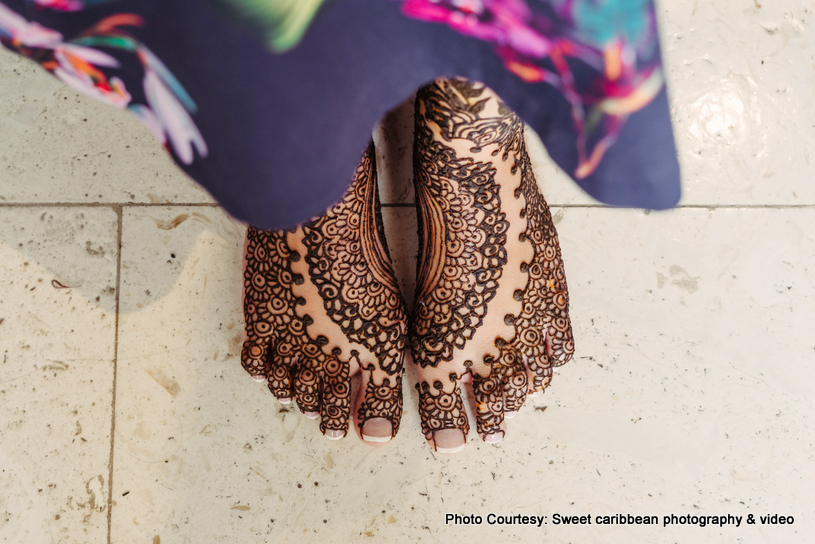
<box><xmin>302</xmin><ymin>143</ymin><xmax>407</xmax><ymax>376</ymax></box>
<box><xmin>411</xmin><ymin>82</ymin><xmax>510</xmax><ymax>369</ymax></box>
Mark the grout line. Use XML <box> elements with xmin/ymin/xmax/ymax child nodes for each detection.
<box><xmin>0</xmin><ymin>202</ymin><xmax>219</xmax><ymax>208</ymax></box>
<box><xmin>381</xmin><ymin>203</ymin><xmax>815</xmax><ymax>209</ymax></box>
<box><xmin>1</xmin><ymin>201</ymin><xmax>814</xmax><ymax>210</ymax></box>
<box><xmin>106</xmin><ymin>204</ymin><xmax>123</xmax><ymax>544</ymax></box>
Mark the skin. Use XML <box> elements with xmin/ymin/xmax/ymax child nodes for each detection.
<box><xmin>240</xmin><ymin>79</ymin><xmax>574</xmax><ymax>452</ymax></box>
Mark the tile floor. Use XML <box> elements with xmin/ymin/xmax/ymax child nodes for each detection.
<box><xmin>2</xmin><ymin>1</ymin><xmax>814</xmax><ymax>543</ymax></box>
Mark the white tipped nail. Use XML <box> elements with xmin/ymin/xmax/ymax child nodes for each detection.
<box><xmin>252</xmin><ymin>375</ymin><xmax>267</xmax><ymax>383</ymax></box>
<box><xmin>484</xmin><ymin>432</ymin><xmax>504</xmax><ymax>444</ymax></box>
<box><xmin>363</xmin><ymin>434</ymin><xmax>391</xmax><ymax>443</ymax></box>
<box><xmin>436</xmin><ymin>443</ymin><xmax>466</xmax><ymax>454</ymax></box>
<box><xmin>325</xmin><ymin>430</ymin><xmax>344</xmax><ymax>440</ymax></box>
<box><xmin>304</xmin><ymin>411</ymin><xmax>319</xmax><ymax>419</ymax></box>
<box><xmin>529</xmin><ymin>390</ymin><xmax>543</xmax><ymax>398</ymax></box>
<box><xmin>278</xmin><ymin>397</ymin><xmax>292</xmax><ymax>404</ymax></box>
<box><xmin>505</xmin><ymin>411</ymin><xmax>518</xmax><ymax>419</ymax></box>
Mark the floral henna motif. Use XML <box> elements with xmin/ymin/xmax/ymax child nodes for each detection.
<box><xmin>510</xmin><ymin>135</ymin><xmax>575</xmax><ymax>391</ymax></box>
<box><xmin>417</xmin><ymin>380</ymin><xmax>469</xmax><ymax>440</ymax></box>
<box><xmin>301</xmin><ymin>143</ymin><xmax>407</xmax><ymax>376</ymax></box>
<box><xmin>242</xmin><ymin>227</ymin><xmax>327</xmax><ymax>401</ymax></box>
<box><xmin>471</xmin><ymin>343</ymin><xmax>528</xmax><ymax>436</ymax></box>
<box><xmin>411</xmin><ymin>78</ymin><xmax>574</xmax><ymax>443</ymax></box>
<box><xmin>320</xmin><ymin>353</ymin><xmax>352</xmax><ymax>435</ymax></box>
<box><xmin>243</xmin><ymin>142</ymin><xmax>408</xmax><ymax>440</ymax></box>
<box><xmin>411</xmin><ymin>83</ymin><xmax>510</xmax><ymax>368</ymax></box>
<box><xmin>357</xmin><ymin>375</ymin><xmax>403</xmax><ymax>437</ymax></box>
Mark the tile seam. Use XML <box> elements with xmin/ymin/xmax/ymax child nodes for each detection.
<box><xmin>1</xmin><ymin>202</ymin><xmax>814</xmax><ymax>209</ymax></box>
<box><xmin>106</xmin><ymin>204</ymin><xmax>123</xmax><ymax>544</ymax></box>
<box><xmin>0</xmin><ymin>202</ymin><xmax>219</xmax><ymax>207</ymax></box>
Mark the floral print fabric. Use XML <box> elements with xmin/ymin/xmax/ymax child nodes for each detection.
<box><xmin>0</xmin><ymin>0</ymin><xmax>680</xmax><ymax>228</ymax></box>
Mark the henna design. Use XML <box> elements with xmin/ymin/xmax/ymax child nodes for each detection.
<box><xmin>319</xmin><ymin>353</ymin><xmax>352</xmax><ymax>435</ymax></box>
<box><xmin>411</xmin><ymin>82</ymin><xmax>510</xmax><ymax>368</ymax></box>
<box><xmin>422</xmin><ymin>79</ymin><xmax>525</xmax><ymax>161</ymax></box>
<box><xmin>357</xmin><ymin>374</ymin><xmax>403</xmax><ymax>437</ymax></box>
<box><xmin>417</xmin><ymin>380</ymin><xmax>469</xmax><ymax>440</ymax></box>
<box><xmin>509</xmin><ymin>135</ymin><xmax>575</xmax><ymax>391</ymax></box>
<box><xmin>242</xmin><ymin>143</ymin><xmax>407</xmax><ymax>439</ymax></box>
<box><xmin>410</xmin><ymin>78</ymin><xmax>575</xmax><ymax>443</ymax></box>
<box><xmin>302</xmin><ymin>143</ymin><xmax>407</xmax><ymax>376</ymax></box>
<box><xmin>471</xmin><ymin>344</ymin><xmax>528</xmax><ymax>435</ymax></box>
<box><xmin>242</xmin><ymin>227</ymin><xmax>326</xmax><ymax>400</ymax></box>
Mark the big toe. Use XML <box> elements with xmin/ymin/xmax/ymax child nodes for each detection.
<box><xmin>355</xmin><ymin>372</ymin><xmax>403</xmax><ymax>445</ymax></box>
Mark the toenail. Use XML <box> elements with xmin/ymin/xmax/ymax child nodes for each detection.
<box><xmin>362</xmin><ymin>418</ymin><xmax>393</xmax><ymax>443</ymax></box>
<box><xmin>483</xmin><ymin>431</ymin><xmax>504</xmax><ymax>444</ymax></box>
<box><xmin>251</xmin><ymin>375</ymin><xmax>267</xmax><ymax>383</ymax></box>
<box><xmin>324</xmin><ymin>429</ymin><xmax>345</xmax><ymax>440</ymax></box>
<box><xmin>529</xmin><ymin>390</ymin><xmax>543</xmax><ymax>398</ymax></box>
<box><xmin>304</xmin><ymin>411</ymin><xmax>319</xmax><ymax>419</ymax></box>
<box><xmin>278</xmin><ymin>397</ymin><xmax>292</xmax><ymax>404</ymax></box>
<box><xmin>505</xmin><ymin>411</ymin><xmax>518</xmax><ymax>419</ymax></box>
<box><xmin>433</xmin><ymin>429</ymin><xmax>466</xmax><ymax>454</ymax></box>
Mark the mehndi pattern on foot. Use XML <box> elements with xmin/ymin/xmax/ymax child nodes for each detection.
<box><xmin>241</xmin><ymin>143</ymin><xmax>408</xmax><ymax>443</ymax></box>
<box><xmin>410</xmin><ymin>79</ymin><xmax>574</xmax><ymax>453</ymax></box>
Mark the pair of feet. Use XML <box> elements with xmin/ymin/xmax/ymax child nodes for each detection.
<box><xmin>241</xmin><ymin>79</ymin><xmax>574</xmax><ymax>454</ymax></box>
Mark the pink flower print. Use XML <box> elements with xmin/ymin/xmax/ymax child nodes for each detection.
<box><xmin>402</xmin><ymin>0</ymin><xmax>551</xmax><ymax>58</ymax></box>
<box><xmin>143</xmin><ymin>69</ymin><xmax>207</xmax><ymax>165</ymax></box>
<box><xmin>51</xmin><ymin>44</ymin><xmax>132</xmax><ymax>108</ymax></box>
<box><xmin>0</xmin><ymin>3</ymin><xmax>63</xmax><ymax>47</ymax></box>
<box><xmin>33</xmin><ymin>0</ymin><xmax>84</xmax><ymax>11</ymax></box>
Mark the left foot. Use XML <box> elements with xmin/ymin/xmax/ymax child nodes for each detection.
<box><xmin>241</xmin><ymin>143</ymin><xmax>408</xmax><ymax>444</ymax></box>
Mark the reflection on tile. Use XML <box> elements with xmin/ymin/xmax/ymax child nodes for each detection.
<box><xmin>0</xmin><ymin>207</ymin><xmax>116</xmax><ymax>544</ymax></box>
<box><xmin>661</xmin><ymin>0</ymin><xmax>815</xmax><ymax>205</ymax></box>
<box><xmin>0</xmin><ymin>48</ymin><xmax>213</xmax><ymax>205</ymax></box>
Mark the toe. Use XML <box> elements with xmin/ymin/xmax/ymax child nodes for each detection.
<box><xmin>503</xmin><ymin>363</ymin><xmax>528</xmax><ymax>413</ymax></box>
<box><xmin>417</xmin><ymin>379</ymin><xmax>470</xmax><ymax>453</ymax></box>
<box><xmin>240</xmin><ymin>337</ymin><xmax>271</xmax><ymax>381</ymax></box>
<box><xmin>356</xmin><ymin>377</ymin><xmax>401</xmax><ymax>442</ymax></box>
<box><xmin>266</xmin><ymin>349</ymin><xmax>294</xmax><ymax>402</ymax></box>
<box><xmin>293</xmin><ymin>359</ymin><xmax>321</xmax><ymax>415</ymax></box>
<box><xmin>471</xmin><ymin>371</ymin><xmax>505</xmax><ymax>441</ymax></box>
<box><xmin>355</xmin><ymin>371</ymin><xmax>403</xmax><ymax>444</ymax></box>
<box><xmin>524</xmin><ymin>332</ymin><xmax>554</xmax><ymax>395</ymax></box>
<box><xmin>319</xmin><ymin>355</ymin><xmax>352</xmax><ymax>439</ymax></box>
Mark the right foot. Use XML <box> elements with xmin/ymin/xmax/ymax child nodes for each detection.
<box><xmin>410</xmin><ymin>79</ymin><xmax>574</xmax><ymax>454</ymax></box>
<box><xmin>241</xmin><ymin>143</ymin><xmax>408</xmax><ymax>444</ymax></box>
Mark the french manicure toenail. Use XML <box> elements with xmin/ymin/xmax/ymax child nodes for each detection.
<box><xmin>484</xmin><ymin>431</ymin><xmax>504</xmax><ymax>444</ymax></box>
<box><xmin>434</xmin><ymin>429</ymin><xmax>466</xmax><ymax>454</ymax></box>
<box><xmin>362</xmin><ymin>418</ymin><xmax>393</xmax><ymax>443</ymax></box>
<box><xmin>505</xmin><ymin>411</ymin><xmax>518</xmax><ymax>419</ymax></box>
<box><xmin>529</xmin><ymin>391</ymin><xmax>542</xmax><ymax>398</ymax></box>
<box><xmin>251</xmin><ymin>375</ymin><xmax>267</xmax><ymax>383</ymax></box>
<box><xmin>304</xmin><ymin>411</ymin><xmax>319</xmax><ymax>419</ymax></box>
<box><xmin>278</xmin><ymin>397</ymin><xmax>292</xmax><ymax>404</ymax></box>
<box><xmin>325</xmin><ymin>429</ymin><xmax>345</xmax><ymax>440</ymax></box>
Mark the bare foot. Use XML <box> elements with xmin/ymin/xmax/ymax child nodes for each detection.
<box><xmin>410</xmin><ymin>79</ymin><xmax>574</xmax><ymax>454</ymax></box>
<box><xmin>241</xmin><ymin>143</ymin><xmax>408</xmax><ymax>444</ymax></box>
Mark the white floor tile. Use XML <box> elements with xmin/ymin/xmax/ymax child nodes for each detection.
<box><xmin>0</xmin><ymin>207</ymin><xmax>117</xmax><ymax>544</ymax></box>
<box><xmin>0</xmin><ymin>49</ymin><xmax>213</xmax><ymax>205</ymax></box>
